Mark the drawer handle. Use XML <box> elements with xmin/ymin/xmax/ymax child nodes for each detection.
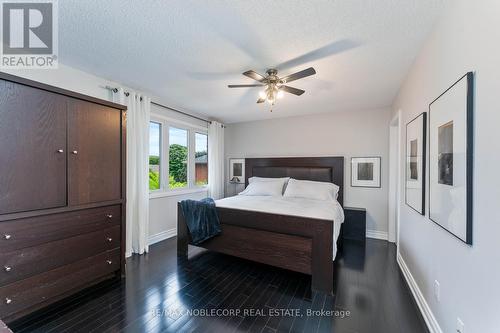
<box><xmin>71</xmin><ymin>150</ymin><xmax>78</xmax><ymax>155</ymax></box>
<box><xmin>106</xmin><ymin>214</ymin><xmax>113</xmax><ymax>219</ymax></box>
<box><xmin>106</xmin><ymin>260</ymin><xmax>113</xmax><ymax>265</ymax></box>
<box><xmin>3</xmin><ymin>234</ymin><xmax>11</xmax><ymax>240</ymax></box>
<box><xmin>5</xmin><ymin>298</ymin><xmax>12</xmax><ymax>305</ymax></box>
<box><xmin>4</xmin><ymin>266</ymin><xmax>12</xmax><ymax>272</ymax></box>
<box><xmin>57</xmin><ymin>149</ymin><xmax>64</xmax><ymax>153</ymax></box>
<box><xmin>106</xmin><ymin>237</ymin><xmax>113</xmax><ymax>242</ymax></box>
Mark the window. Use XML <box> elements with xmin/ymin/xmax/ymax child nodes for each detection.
<box><xmin>149</xmin><ymin>122</ymin><xmax>161</xmax><ymax>191</ymax></box>
<box><xmin>169</xmin><ymin>127</ymin><xmax>188</xmax><ymax>189</ymax></box>
<box><xmin>195</xmin><ymin>133</ymin><xmax>208</xmax><ymax>185</ymax></box>
<box><xmin>149</xmin><ymin>116</ymin><xmax>208</xmax><ymax>195</ymax></box>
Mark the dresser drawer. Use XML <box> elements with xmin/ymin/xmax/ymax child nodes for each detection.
<box><xmin>0</xmin><ymin>205</ymin><xmax>120</xmax><ymax>252</ymax></box>
<box><xmin>0</xmin><ymin>226</ymin><xmax>120</xmax><ymax>286</ymax></box>
<box><xmin>0</xmin><ymin>249</ymin><xmax>120</xmax><ymax>319</ymax></box>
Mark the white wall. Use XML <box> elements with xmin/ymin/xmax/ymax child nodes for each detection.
<box><xmin>225</xmin><ymin>108</ymin><xmax>391</xmax><ymax>235</ymax></box>
<box><xmin>393</xmin><ymin>1</ymin><xmax>500</xmax><ymax>332</ymax></box>
<box><xmin>1</xmin><ymin>65</ymin><xmax>206</xmax><ymax>245</ymax></box>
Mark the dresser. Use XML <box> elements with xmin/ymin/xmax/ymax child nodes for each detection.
<box><xmin>0</xmin><ymin>73</ymin><xmax>126</xmax><ymax>323</ymax></box>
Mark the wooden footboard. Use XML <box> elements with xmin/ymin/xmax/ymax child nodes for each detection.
<box><xmin>177</xmin><ymin>203</ymin><xmax>337</xmax><ymax>295</ymax></box>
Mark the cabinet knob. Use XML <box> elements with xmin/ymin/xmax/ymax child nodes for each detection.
<box><xmin>4</xmin><ymin>266</ymin><xmax>12</xmax><ymax>272</ymax></box>
<box><xmin>106</xmin><ymin>214</ymin><xmax>113</xmax><ymax>219</ymax></box>
<box><xmin>71</xmin><ymin>150</ymin><xmax>78</xmax><ymax>155</ymax></box>
<box><xmin>57</xmin><ymin>149</ymin><xmax>64</xmax><ymax>153</ymax></box>
<box><xmin>106</xmin><ymin>260</ymin><xmax>113</xmax><ymax>265</ymax></box>
<box><xmin>106</xmin><ymin>237</ymin><xmax>113</xmax><ymax>242</ymax></box>
<box><xmin>5</xmin><ymin>298</ymin><xmax>12</xmax><ymax>304</ymax></box>
<box><xmin>3</xmin><ymin>234</ymin><xmax>11</xmax><ymax>240</ymax></box>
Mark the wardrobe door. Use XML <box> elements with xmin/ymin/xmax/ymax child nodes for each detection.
<box><xmin>67</xmin><ymin>98</ymin><xmax>122</xmax><ymax>206</ymax></box>
<box><xmin>0</xmin><ymin>80</ymin><xmax>67</xmax><ymax>214</ymax></box>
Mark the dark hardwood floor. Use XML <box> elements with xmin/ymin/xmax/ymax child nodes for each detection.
<box><xmin>10</xmin><ymin>238</ymin><xmax>427</xmax><ymax>333</ymax></box>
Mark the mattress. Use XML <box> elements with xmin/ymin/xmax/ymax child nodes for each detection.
<box><xmin>215</xmin><ymin>195</ymin><xmax>345</xmax><ymax>259</ymax></box>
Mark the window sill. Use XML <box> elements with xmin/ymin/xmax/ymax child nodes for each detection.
<box><xmin>149</xmin><ymin>187</ymin><xmax>208</xmax><ymax>199</ymax></box>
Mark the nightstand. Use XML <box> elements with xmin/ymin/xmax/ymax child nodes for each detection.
<box><xmin>343</xmin><ymin>207</ymin><xmax>366</xmax><ymax>242</ymax></box>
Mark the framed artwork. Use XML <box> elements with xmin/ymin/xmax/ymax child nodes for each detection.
<box><xmin>351</xmin><ymin>157</ymin><xmax>381</xmax><ymax>188</ymax></box>
<box><xmin>429</xmin><ymin>72</ymin><xmax>474</xmax><ymax>245</ymax></box>
<box><xmin>229</xmin><ymin>158</ymin><xmax>245</xmax><ymax>184</ymax></box>
<box><xmin>405</xmin><ymin>112</ymin><xmax>427</xmax><ymax>215</ymax></box>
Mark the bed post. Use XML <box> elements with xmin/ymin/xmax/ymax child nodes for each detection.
<box><xmin>311</xmin><ymin>221</ymin><xmax>334</xmax><ymax>295</ymax></box>
<box><xmin>177</xmin><ymin>203</ymin><xmax>188</xmax><ymax>258</ymax></box>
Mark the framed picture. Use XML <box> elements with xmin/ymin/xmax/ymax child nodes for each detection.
<box><xmin>405</xmin><ymin>112</ymin><xmax>427</xmax><ymax>215</ymax></box>
<box><xmin>229</xmin><ymin>158</ymin><xmax>245</xmax><ymax>184</ymax></box>
<box><xmin>429</xmin><ymin>72</ymin><xmax>473</xmax><ymax>245</ymax></box>
<box><xmin>351</xmin><ymin>157</ymin><xmax>381</xmax><ymax>188</ymax></box>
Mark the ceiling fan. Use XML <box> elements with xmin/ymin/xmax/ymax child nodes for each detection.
<box><xmin>228</xmin><ymin>67</ymin><xmax>316</xmax><ymax>106</ymax></box>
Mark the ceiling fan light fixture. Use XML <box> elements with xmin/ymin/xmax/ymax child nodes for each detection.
<box><xmin>228</xmin><ymin>67</ymin><xmax>316</xmax><ymax>107</ymax></box>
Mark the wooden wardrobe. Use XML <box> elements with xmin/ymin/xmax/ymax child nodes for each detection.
<box><xmin>0</xmin><ymin>73</ymin><xmax>126</xmax><ymax>323</ymax></box>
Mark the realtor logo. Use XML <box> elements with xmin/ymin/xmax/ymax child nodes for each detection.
<box><xmin>1</xmin><ymin>0</ymin><xmax>58</xmax><ymax>68</ymax></box>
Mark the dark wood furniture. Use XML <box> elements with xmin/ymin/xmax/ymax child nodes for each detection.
<box><xmin>178</xmin><ymin>156</ymin><xmax>344</xmax><ymax>295</ymax></box>
<box><xmin>0</xmin><ymin>73</ymin><xmax>126</xmax><ymax>323</ymax></box>
<box><xmin>343</xmin><ymin>207</ymin><xmax>367</xmax><ymax>242</ymax></box>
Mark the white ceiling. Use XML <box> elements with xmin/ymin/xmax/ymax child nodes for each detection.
<box><xmin>59</xmin><ymin>0</ymin><xmax>445</xmax><ymax>123</ymax></box>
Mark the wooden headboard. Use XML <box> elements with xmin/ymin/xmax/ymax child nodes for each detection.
<box><xmin>245</xmin><ymin>157</ymin><xmax>345</xmax><ymax>206</ymax></box>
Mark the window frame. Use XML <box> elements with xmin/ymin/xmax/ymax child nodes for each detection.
<box><xmin>168</xmin><ymin>124</ymin><xmax>190</xmax><ymax>190</ymax></box>
<box><xmin>194</xmin><ymin>131</ymin><xmax>209</xmax><ymax>187</ymax></box>
<box><xmin>148</xmin><ymin>120</ymin><xmax>162</xmax><ymax>193</ymax></box>
<box><xmin>149</xmin><ymin>114</ymin><xmax>208</xmax><ymax>197</ymax></box>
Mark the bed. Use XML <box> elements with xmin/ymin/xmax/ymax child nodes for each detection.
<box><xmin>177</xmin><ymin>156</ymin><xmax>345</xmax><ymax>295</ymax></box>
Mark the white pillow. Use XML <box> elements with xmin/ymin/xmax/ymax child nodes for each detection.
<box><xmin>248</xmin><ymin>176</ymin><xmax>290</xmax><ymax>194</ymax></box>
<box><xmin>238</xmin><ymin>180</ymin><xmax>284</xmax><ymax>196</ymax></box>
<box><xmin>283</xmin><ymin>179</ymin><xmax>339</xmax><ymax>201</ymax></box>
<box><xmin>248</xmin><ymin>176</ymin><xmax>289</xmax><ymax>184</ymax></box>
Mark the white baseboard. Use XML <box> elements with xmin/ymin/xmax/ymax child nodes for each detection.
<box><xmin>366</xmin><ymin>229</ymin><xmax>388</xmax><ymax>240</ymax></box>
<box><xmin>148</xmin><ymin>228</ymin><xmax>177</xmax><ymax>246</ymax></box>
<box><xmin>397</xmin><ymin>252</ymin><xmax>442</xmax><ymax>333</ymax></box>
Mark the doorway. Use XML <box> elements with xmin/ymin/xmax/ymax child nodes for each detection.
<box><xmin>388</xmin><ymin>110</ymin><xmax>401</xmax><ymax>245</ymax></box>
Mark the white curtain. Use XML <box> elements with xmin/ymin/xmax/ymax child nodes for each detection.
<box><xmin>113</xmin><ymin>88</ymin><xmax>151</xmax><ymax>256</ymax></box>
<box><xmin>208</xmin><ymin>121</ymin><xmax>225</xmax><ymax>199</ymax></box>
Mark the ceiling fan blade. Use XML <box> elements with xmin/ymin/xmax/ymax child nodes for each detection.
<box><xmin>280</xmin><ymin>67</ymin><xmax>316</xmax><ymax>84</ymax></box>
<box><xmin>243</xmin><ymin>70</ymin><xmax>267</xmax><ymax>82</ymax></box>
<box><xmin>277</xmin><ymin>39</ymin><xmax>360</xmax><ymax>70</ymax></box>
<box><xmin>228</xmin><ymin>84</ymin><xmax>265</xmax><ymax>88</ymax></box>
<box><xmin>257</xmin><ymin>98</ymin><xmax>266</xmax><ymax>103</ymax></box>
<box><xmin>281</xmin><ymin>85</ymin><xmax>305</xmax><ymax>96</ymax></box>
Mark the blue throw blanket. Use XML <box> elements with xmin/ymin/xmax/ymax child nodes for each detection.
<box><xmin>180</xmin><ymin>198</ymin><xmax>221</xmax><ymax>245</ymax></box>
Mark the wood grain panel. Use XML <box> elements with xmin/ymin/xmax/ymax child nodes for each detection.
<box><xmin>0</xmin><ymin>205</ymin><xmax>121</xmax><ymax>252</ymax></box>
<box><xmin>0</xmin><ymin>226</ymin><xmax>120</xmax><ymax>286</ymax></box>
<box><xmin>0</xmin><ymin>79</ymin><xmax>67</xmax><ymax>214</ymax></box>
<box><xmin>0</xmin><ymin>249</ymin><xmax>120</xmax><ymax>320</ymax></box>
<box><xmin>68</xmin><ymin>99</ymin><xmax>121</xmax><ymax>206</ymax></box>
<box><xmin>203</xmin><ymin>225</ymin><xmax>312</xmax><ymax>274</ymax></box>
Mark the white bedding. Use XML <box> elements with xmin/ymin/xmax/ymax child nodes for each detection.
<box><xmin>215</xmin><ymin>195</ymin><xmax>345</xmax><ymax>260</ymax></box>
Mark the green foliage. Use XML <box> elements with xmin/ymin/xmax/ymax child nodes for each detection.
<box><xmin>149</xmin><ymin>155</ymin><xmax>160</xmax><ymax>165</ymax></box>
<box><xmin>149</xmin><ymin>169</ymin><xmax>160</xmax><ymax>190</ymax></box>
<box><xmin>169</xmin><ymin>174</ymin><xmax>187</xmax><ymax>188</ymax></box>
<box><xmin>169</xmin><ymin>144</ymin><xmax>187</xmax><ymax>183</ymax></box>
